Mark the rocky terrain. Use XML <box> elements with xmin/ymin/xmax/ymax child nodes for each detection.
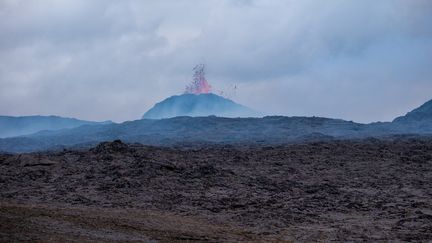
<box><xmin>1</xmin><ymin>138</ymin><xmax>432</xmax><ymax>242</ymax></box>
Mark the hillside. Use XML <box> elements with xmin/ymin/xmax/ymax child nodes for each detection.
<box><xmin>0</xmin><ymin>115</ymin><xmax>405</xmax><ymax>153</ymax></box>
<box><xmin>0</xmin><ymin>116</ymin><xmax>368</xmax><ymax>153</ymax></box>
<box><xmin>0</xmin><ymin>99</ymin><xmax>431</xmax><ymax>153</ymax></box>
<box><xmin>392</xmin><ymin>99</ymin><xmax>432</xmax><ymax>131</ymax></box>
<box><xmin>0</xmin><ymin>115</ymin><xmax>111</xmax><ymax>138</ymax></box>
<box><xmin>143</xmin><ymin>93</ymin><xmax>258</xmax><ymax>119</ymax></box>
<box><xmin>394</xmin><ymin>99</ymin><xmax>432</xmax><ymax>122</ymax></box>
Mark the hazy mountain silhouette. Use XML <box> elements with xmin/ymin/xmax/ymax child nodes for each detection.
<box><xmin>1</xmin><ymin>99</ymin><xmax>431</xmax><ymax>153</ymax></box>
<box><xmin>0</xmin><ymin>115</ymin><xmax>111</xmax><ymax>138</ymax></box>
<box><xmin>394</xmin><ymin>99</ymin><xmax>432</xmax><ymax>123</ymax></box>
<box><xmin>391</xmin><ymin>99</ymin><xmax>432</xmax><ymax>132</ymax></box>
<box><xmin>143</xmin><ymin>93</ymin><xmax>259</xmax><ymax>119</ymax></box>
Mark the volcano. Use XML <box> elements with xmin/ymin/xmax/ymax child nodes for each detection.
<box><xmin>142</xmin><ymin>93</ymin><xmax>258</xmax><ymax>119</ymax></box>
<box><xmin>143</xmin><ymin>64</ymin><xmax>259</xmax><ymax>119</ymax></box>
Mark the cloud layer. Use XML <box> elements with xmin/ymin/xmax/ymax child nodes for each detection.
<box><xmin>1</xmin><ymin>0</ymin><xmax>431</xmax><ymax>122</ymax></box>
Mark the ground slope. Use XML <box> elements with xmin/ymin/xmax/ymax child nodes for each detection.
<box><xmin>1</xmin><ymin>139</ymin><xmax>432</xmax><ymax>241</ymax></box>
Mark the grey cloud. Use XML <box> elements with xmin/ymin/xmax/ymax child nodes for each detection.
<box><xmin>0</xmin><ymin>0</ymin><xmax>431</xmax><ymax>123</ymax></box>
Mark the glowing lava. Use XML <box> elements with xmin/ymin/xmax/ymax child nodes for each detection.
<box><xmin>185</xmin><ymin>64</ymin><xmax>212</xmax><ymax>94</ymax></box>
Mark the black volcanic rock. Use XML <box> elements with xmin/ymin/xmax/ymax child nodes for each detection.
<box><xmin>91</xmin><ymin>140</ymin><xmax>133</xmax><ymax>154</ymax></box>
<box><xmin>142</xmin><ymin>93</ymin><xmax>258</xmax><ymax>119</ymax></box>
<box><xmin>2</xmin><ymin>139</ymin><xmax>432</xmax><ymax>241</ymax></box>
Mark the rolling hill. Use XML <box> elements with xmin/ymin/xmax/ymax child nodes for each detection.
<box><xmin>0</xmin><ymin>115</ymin><xmax>111</xmax><ymax>138</ymax></box>
<box><xmin>0</xmin><ymin>99</ymin><xmax>431</xmax><ymax>153</ymax></box>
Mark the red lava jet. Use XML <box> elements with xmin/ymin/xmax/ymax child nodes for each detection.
<box><xmin>185</xmin><ymin>64</ymin><xmax>212</xmax><ymax>94</ymax></box>
<box><xmin>142</xmin><ymin>64</ymin><xmax>257</xmax><ymax>119</ymax></box>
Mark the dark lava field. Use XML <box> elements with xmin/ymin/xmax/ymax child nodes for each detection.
<box><xmin>1</xmin><ymin>138</ymin><xmax>432</xmax><ymax>242</ymax></box>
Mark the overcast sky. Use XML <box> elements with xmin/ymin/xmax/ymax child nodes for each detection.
<box><xmin>1</xmin><ymin>0</ymin><xmax>431</xmax><ymax>123</ymax></box>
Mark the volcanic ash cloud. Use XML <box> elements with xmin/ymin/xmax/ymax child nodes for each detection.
<box><xmin>185</xmin><ymin>64</ymin><xmax>212</xmax><ymax>95</ymax></box>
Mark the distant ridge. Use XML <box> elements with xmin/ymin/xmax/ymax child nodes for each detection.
<box><xmin>1</xmin><ymin>98</ymin><xmax>431</xmax><ymax>153</ymax></box>
<box><xmin>391</xmin><ymin>99</ymin><xmax>432</xmax><ymax>132</ymax></box>
<box><xmin>143</xmin><ymin>93</ymin><xmax>259</xmax><ymax>119</ymax></box>
<box><xmin>0</xmin><ymin>115</ymin><xmax>111</xmax><ymax>138</ymax></box>
<box><xmin>393</xmin><ymin>99</ymin><xmax>432</xmax><ymax>123</ymax></box>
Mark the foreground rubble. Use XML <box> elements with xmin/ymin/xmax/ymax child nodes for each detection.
<box><xmin>1</xmin><ymin>139</ymin><xmax>432</xmax><ymax>242</ymax></box>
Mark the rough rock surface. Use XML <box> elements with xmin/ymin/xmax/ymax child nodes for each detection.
<box><xmin>1</xmin><ymin>139</ymin><xmax>432</xmax><ymax>242</ymax></box>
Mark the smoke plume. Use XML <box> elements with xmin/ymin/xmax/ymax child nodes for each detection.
<box><xmin>185</xmin><ymin>64</ymin><xmax>212</xmax><ymax>94</ymax></box>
